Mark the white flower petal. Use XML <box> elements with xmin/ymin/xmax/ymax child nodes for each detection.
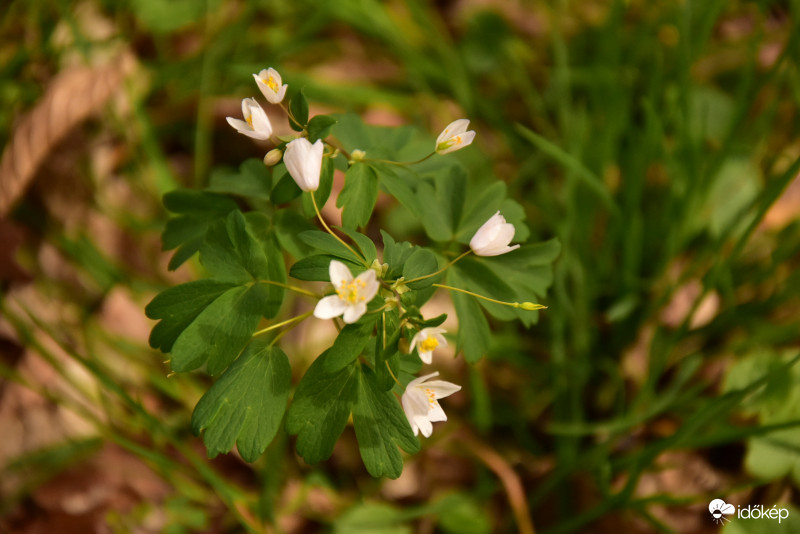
<box><xmin>355</xmin><ymin>269</ymin><xmax>379</xmax><ymax>301</ymax></box>
<box><xmin>284</xmin><ymin>138</ymin><xmax>323</xmax><ymax>191</ymax></box>
<box><xmin>427</xmin><ymin>403</ymin><xmax>447</xmax><ymax>422</ymax></box>
<box><xmin>436</xmin><ymin>119</ymin><xmax>470</xmax><ymax>145</ymax></box>
<box><xmin>413</xmin><ymin>415</ymin><xmax>433</xmax><ymax>437</ymax></box>
<box><xmin>249</xmin><ymin>106</ymin><xmax>273</xmax><ymax>137</ymax></box>
<box><xmin>423</xmin><ymin>380</ymin><xmax>462</xmax><ymax>398</ymax></box>
<box><xmin>408</xmin><ymin>372</ymin><xmax>440</xmax><ymax>388</ymax></box>
<box><xmin>470</xmin><ymin>211</ymin><xmax>518</xmax><ymax>256</ymax></box>
<box><xmin>313</xmin><ymin>295</ymin><xmax>346</xmax><ymax>319</ymax></box>
<box><xmin>342</xmin><ymin>301</ymin><xmax>367</xmax><ymax>324</ymax></box>
<box><xmin>329</xmin><ymin>260</ymin><xmax>353</xmax><ymax>284</ymax></box>
<box><xmin>418</xmin><ymin>350</ymin><xmax>433</xmax><ymax>364</ymax></box>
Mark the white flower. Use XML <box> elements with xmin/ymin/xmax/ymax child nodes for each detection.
<box><xmin>226</xmin><ymin>98</ymin><xmax>273</xmax><ymax>140</ymax></box>
<box><xmin>314</xmin><ymin>260</ymin><xmax>380</xmax><ymax>324</ymax></box>
<box><xmin>435</xmin><ymin>119</ymin><xmax>476</xmax><ymax>155</ymax></box>
<box><xmin>409</xmin><ymin>327</ymin><xmax>447</xmax><ymax>364</ymax></box>
<box><xmin>469</xmin><ymin>211</ymin><xmax>520</xmax><ymax>257</ymax></box>
<box><xmin>284</xmin><ymin>138</ymin><xmax>324</xmax><ymax>192</ymax></box>
<box><xmin>253</xmin><ymin>67</ymin><xmax>288</xmax><ymax>104</ymax></box>
<box><xmin>401</xmin><ymin>372</ymin><xmax>461</xmax><ymax>437</ymax></box>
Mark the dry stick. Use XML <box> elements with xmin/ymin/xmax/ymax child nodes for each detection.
<box><xmin>459</xmin><ymin>432</ymin><xmax>536</xmax><ymax>534</ymax></box>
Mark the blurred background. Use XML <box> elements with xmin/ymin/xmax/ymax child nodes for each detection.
<box><xmin>2</xmin><ymin>0</ymin><xmax>800</xmax><ymax>532</ymax></box>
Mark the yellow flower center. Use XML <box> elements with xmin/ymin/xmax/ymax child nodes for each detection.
<box><xmin>336</xmin><ymin>278</ymin><xmax>367</xmax><ymax>304</ymax></box>
<box><xmin>424</xmin><ymin>387</ymin><xmax>436</xmax><ymax>406</ymax></box>
<box><xmin>420</xmin><ymin>336</ymin><xmax>439</xmax><ymax>353</ymax></box>
<box><xmin>265</xmin><ymin>76</ymin><xmax>279</xmax><ymax>92</ymax></box>
<box><xmin>246</xmin><ymin>114</ymin><xmax>253</xmax><ymax>128</ymax></box>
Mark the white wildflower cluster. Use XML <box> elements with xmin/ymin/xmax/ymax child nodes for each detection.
<box><xmin>228</xmin><ymin>67</ymin><xmax>523</xmax><ymax>439</ymax></box>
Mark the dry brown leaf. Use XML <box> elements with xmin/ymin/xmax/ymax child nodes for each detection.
<box><xmin>0</xmin><ymin>52</ymin><xmax>135</xmax><ymax>216</ymax></box>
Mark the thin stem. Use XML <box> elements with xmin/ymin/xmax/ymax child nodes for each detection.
<box><xmin>433</xmin><ymin>283</ymin><xmax>547</xmax><ymax>310</ymax></box>
<box><xmin>258</xmin><ymin>280</ymin><xmax>321</xmax><ymax>298</ymax></box>
<box><xmin>252</xmin><ymin>311</ymin><xmax>313</xmax><ymax>338</ymax></box>
<box><xmin>326</xmin><ymin>138</ymin><xmax>351</xmax><ymax>160</ymax></box>
<box><xmin>404</xmin><ymin>249</ymin><xmax>472</xmax><ymax>284</ymax></box>
<box><xmin>365</xmin><ymin>151</ymin><xmax>435</xmax><ymax>167</ymax></box>
<box><xmin>310</xmin><ymin>193</ymin><xmax>367</xmax><ymax>267</ymax></box>
<box><xmin>385</xmin><ymin>360</ymin><xmax>403</xmax><ymax>387</ymax></box>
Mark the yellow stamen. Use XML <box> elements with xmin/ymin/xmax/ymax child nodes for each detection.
<box><xmin>336</xmin><ymin>279</ymin><xmax>364</xmax><ymax>304</ymax></box>
<box><xmin>266</xmin><ymin>76</ymin><xmax>279</xmax><ymax>92</ymax></box>
<box><xmin>246</xmin><ymin>114</ymin><xmax>253</xmax><ymax>128</ymax></box>
<box><xmin>420</xmin><ymin>336</ymin><xmax>439</xmax><ymax>353</ymax></box>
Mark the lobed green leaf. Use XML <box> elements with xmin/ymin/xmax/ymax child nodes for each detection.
<box><xmin>169</xmin><ymin>283</ymin><xmax>268</xmax><ymax>375</ymax></box>
<box><xmin>286</xmin><ymin>354</ymin><xmax>360</xmax><ymax>464</ymax></box>
<box><xmin>353</xmin><ymin>366</ymin><xmax>420</xmax><ymax>479</ymax></box>
<box><xmin>146</xmin><ymin>279</ymin><xmax>236</xmax><ymax>353</ymax></box>
<box><xmin>337</xmin><ymin>163</ymin><xmax>379</xmax><ymax>229</ymax></box>
<box><xmin>191</xmin><ymin>340</ymin><xmax>291</xmax><ymax>462</ymax></box>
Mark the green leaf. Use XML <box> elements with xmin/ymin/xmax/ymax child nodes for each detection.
<box><xmin>451</xmin><ymin>257</ymin><xmax>517</xmax><ymax>321</ymax></box>
<box><xmin>381</xmin><ymin>231</ymin><xmax>415</xmax><ymax>279</ymax></box>
<box><xmin>244</xmin><ymin>212</ymin><xmax>286</xmax><ymax>318</ymax></box>
<box><xmin>288</xmin><ymin>88</ymin><xmax>309</xmax><ymax>131</ymax></box>
<box><xmin>480</xmin><ymin>239</ymin><xmax>561</xmax><ymax>326</ymax></box>
<box><xmin>334</xmin><ymin>503</ymin><xmax>412</xmax><ymax>534</ymax></box>
<box><xmin>307</xmin><ymin>115</ymin><xmax>338</xmax><ymax>142</ymax></box>
<box><xmin>374</xmin><ymin>312</ymin><xmax>402</xmax><ymax>391</ymax></box>
<box><xmin>286</xmin><ymin>355</ymin><xmax>360</xmax><ymax>464</ymax></box>
<box><xmin>289</xmin><ymin>255</ymin><xmax>364</xmax><ymax>282</ymax></box>
<box><xmin>337</xmin><ymin>163</ymin><xmax>379</xmax><ymax>229</ymax></box>
<box><xmin>271</xmin><ymin>172</ymin><xmax>302</xmax><ymax>204</ymax></box>
<box><xmin>353</xmin><ymin>366</ymin><xmax>420</xmax><ymax>478</ymax></box>
<box><xmin>338</xmin><ymin>227</ymin><xmax>378</xmax><ymax>263</ymax></box>
<box><xmin>273</xmin><ymin>210</ymin><xmax>317</xmax><ymax>259</ymax></box>
<box><xmin>299</xmin><ymin>230</ymin><xmax>364</xmax><ymax>263</ymax></box>
<box><xmin>375</xmin><ymin>163</ymin><xmax>420</xmax><ymax>216</ymax></box>
<box><xmin>448</xmin><ymin>267</ymin><xmax>490</xmax><ymax>363</ymax></box>
<box><xmin>455</xmin><ymin>182</ymin><xmax>506</xmax><ymax>243</ymax></box>
<box><xmin>322</xmin><ymin>320</ymin><xmax>377</xmax><ymax>373</ymax></box>
<box><xmin>199</xmin><ymin>211</ymin><xmax>270</xmax><ymax>284</ymax></box>
<box><xmin>191</xmin><ymin>340</ymin><xmax>291</xmax><ymax>462</ymax></box>
<box><xmin>416</xmin><ymin>167</ymin><xmax>467</xmax><ymax>242</ymax></box>
<box><xmin>329</xmin><ymin>113</ymin><xmax>415</xmax><ymax>158</ymax></box>
<box><xmin>161</xmin><ymin>190</ymin><xmax>238</xmax><ymax>269</ymax></box>
<box><xmin>206</xmin><ymin>159</ymin><xmax>271</xmax><ymax>201</ymax></box>
<box><xmin>402</xmin><ymin>248</ymin><xmax>439</xmax><ymax>289</ymax></box>
<box><xmin>146</xmin><ymin>279</ymin><xmax>236</xmax><ymax>353</ymax></box>
<box><xmin>170</xmin><ymin>283</ymin><xmax>267</xmax><ymax>375</ymax></box>
<box><xmin>435</xmin><ymin>494</ymin><xmax>491</xmax><ymax>534</ymax></box>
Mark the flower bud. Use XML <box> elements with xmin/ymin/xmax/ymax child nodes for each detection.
<box><xmin>263</xmin><ymin>148</ymin><xmax>283</xmax><ymax>166</ymax></box>
<box><xmin>435</xmin><ymin>119</ymin><xmax>476</xmax><ymax>155</ymax></box>
<box><xmin>253</xmin><ymin>67</ymin><xmax>288</xmax><ymax>104</ymax></box>
<box><xmin>284</xmin><ymin>138</ymin><xmax>323</xmax><ymax>192</ymax></box>
<box><xmin>469</xmin><ymin>211</ymin><xmax>520</xmax><ymax>256</ymax></box>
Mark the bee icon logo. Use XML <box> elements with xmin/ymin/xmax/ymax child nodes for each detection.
<box><xmin>709</xmin><ymin>499</ymin><xmax>735</xmax><ymax>524</ymax></box>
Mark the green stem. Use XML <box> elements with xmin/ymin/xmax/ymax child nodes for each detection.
<box><xmin>252</xmin><ymin>311</ymin><xmax>313</xmax><ymax>338</ymax></box>
<box><xmin>404</xmin><ymin>249</ymin><xmax>472</xmax><ymax>284</ymax></box>
<box><xmin>310</xmin><ymin>193</ymin><xmax>367</xmax><ymax>267</ymax></box>
<box><xmin>385</xmin><ymin>360</ymin><xmax>403</xmax><ymax>387</ymax></box>
<box><xmin>258</xmin><ymin>279</ymin><xmax>320</xmax><ymax>298</ymax></box>
<box><xmin>432</xmin><ymin>283</ymin><xmax>547</xmax><ymax>310</ymax></box>
<box><xmin>365</xmin><ymin>151</ymin><xmax>435</xmax><ymax>167</ymax></box>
